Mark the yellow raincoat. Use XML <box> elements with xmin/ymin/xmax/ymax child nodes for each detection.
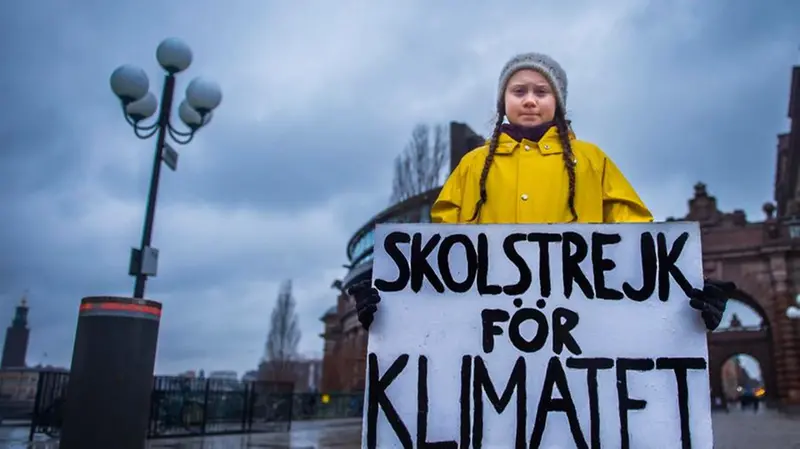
<box><xmin>431</xmin><ymin>127</ymin><xmax>653</xmax><ymax>224</ymax></box>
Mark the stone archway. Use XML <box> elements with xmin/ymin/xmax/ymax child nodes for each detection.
<box><xmin>720</xmin><ymin>354</ymin><xmax>763</xmax><ymax>392</ymax></box>
<box><xmin>708</xmin><ymin>289</ymin><xmax>778</xmax><ymax>407</ymax></box>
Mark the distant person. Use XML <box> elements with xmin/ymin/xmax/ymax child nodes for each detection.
<box><xmin>305</xmin><ymin>394</ymin><xmax>317</xmax><ymax>419</ymax></box>
<box><xmin>349</xmin><ymin>52</ymin><xmax>736</xmax><ymax>331</ymax></box>
<box><xmin>713</xmin><ymin>396</ymin><xmax>729</xmax><ymax>413</ymax></box>
<box><xmin>350</xmin><ymin>395</ymin><xmax>363</xmax><ymax>417</ymax></box>
<box><xmin>740</xmin><ymin>388</ymin><xmax>756</xmax><ymax>411</ymax></box>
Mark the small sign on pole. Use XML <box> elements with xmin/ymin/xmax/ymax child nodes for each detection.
<box><xmin>162</xmin><ymin>142</ymin><xmax>179</xmax><ymax>172</ymax></box>
<box><xmin>363</xmin><ymin>222</ymin><xmax>712</xmax><ymax>449</ymax></box>
<box><xmin>140</xmin><ymin>246</ymin><xmax>159</xmax><ymax>277</ymax></box>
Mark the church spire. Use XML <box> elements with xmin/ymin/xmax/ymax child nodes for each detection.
<box><xmin>12</xmin><ymin>290</ymin><xmax>29</xmax><ymax>328</ymax></box>
<box><xmin>2</xmin><ymin>290</ymin><xmax>31</xmax><ymax>368</ymax></box>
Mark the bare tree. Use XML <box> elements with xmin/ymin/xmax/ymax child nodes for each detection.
<box><xmin>262</xmin><ymin>279</ymin><xmax>301</xmax><ymax>383</ymax></box>
<box><xmin>390</xmin><ymin>123</ymin><xmax>448</xmax><ymax>204</ymax></box>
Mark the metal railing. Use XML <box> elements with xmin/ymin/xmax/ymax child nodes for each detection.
<box><xmin>147</xmin><ymin>375</ymin><xmax>295</xmax><ymax>438</ymax></box>
<box><xmin>289</xmin><ymin>392</ymin><xmax>364</xmax><ymax>421</ymax></box>
<box><xmin>25</xmin><ymin>371</ymin><xmax>363</xmax><ymax>441</ymax></box>
<box><xmin>28</xmin><ymin>371</ymin><xmax>69</xmax><ymax>441</ymax></box>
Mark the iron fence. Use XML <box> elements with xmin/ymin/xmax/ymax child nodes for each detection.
<box><xmin>27</xmin><ymin>371</ymin><xmax>363</xmax><ymax>441</ymax></box>
<box><xmin>27</xmin><ymin>372</ymin><xmax>295</xmax><ymax>441</ymax></box>
<box><xmin>290</xmin><ymin>392</ymin><xmax>363</xmax><ymax>420</ymax></box>
<box><xmin>147</xmin><ymin>375</ymin><xmax>295</xmax><ymax>438</ymax></box>
<box><xmin>28</xmin><ymin>371</ymin><xmax>69</xmax><ymax>441</ymax></box>
<box><xmin>242</xmin><ymin>380</ymin><xmax>295</xmax><ymax>434</ymax></box>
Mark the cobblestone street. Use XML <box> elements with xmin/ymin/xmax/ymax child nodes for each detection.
<box><xmin>5</xmin><ymin>410</ymin><xmax>799</xmax><ymax>448</ymax></box>
<box><xmin>710</xmin><ymin>409</ymin><xmax>800</xmax><ymax>449</ymax></box>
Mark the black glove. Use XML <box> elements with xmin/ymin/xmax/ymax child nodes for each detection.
<box><xmin>347</xmin><ymin>280</ymin><xmax>381</xmax><ymax>331</ymax></box>
<box><xmin>689</xmin><ymin>278</ymin><xmax>736</xmax><ymax>331</ymax></box>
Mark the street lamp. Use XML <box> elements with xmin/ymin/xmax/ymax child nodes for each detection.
<box><xmin>110</xmin><ymin>37</ymin><xmax>222</xmax><ymax>299</ymax></box>
<box><xmin>58</xmin><ymin>38</ymin><xmax>221</xmax><ymax>449</ymax></box>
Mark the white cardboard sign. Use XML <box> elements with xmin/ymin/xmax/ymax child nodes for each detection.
<box><xmin>361</xmin><ymin>223</ymin><xmax>712</xmax><ymax>449</ymax></box>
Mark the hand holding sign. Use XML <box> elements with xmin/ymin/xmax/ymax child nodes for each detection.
<box><xmin>348</xmin><ymin>281</ymin><xmax>381</xmax><ymax>330</ymax></box>
<box><xmin>689</xmin><ymin>279</ymin><xmax>736</xmax><ymax>331</ymax></box>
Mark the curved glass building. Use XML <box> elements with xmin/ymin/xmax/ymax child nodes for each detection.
<box><xmin>319</xmin><ymin>122</ymin><xmax>485</xmax><ymax>392</ymax></box>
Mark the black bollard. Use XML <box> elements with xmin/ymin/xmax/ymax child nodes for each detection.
<box><xmin>59</xmin><ymin>296</ymin><xmax>162</xmax><ymax>449</ymax></box>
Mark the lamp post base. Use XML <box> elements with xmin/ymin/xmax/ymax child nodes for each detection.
<box><xmin>59</xmin><ymin>296</ymin><xmax>162</xmax><ymax>449</ymax></box>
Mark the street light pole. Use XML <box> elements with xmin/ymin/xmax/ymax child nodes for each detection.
<box><xmin>107</xmin><ymin>37</ymin><xmax>222</xmax><ymax>299</ymax></box>
<box><xmin>134</xmin><ymin>74</ymin><xmax>175</xmax><ymax>299</ymax></box>
<box><xmin>58</xmin><ymin>38</ymin><xmax>222</xmax><ymax>449</ymax></box>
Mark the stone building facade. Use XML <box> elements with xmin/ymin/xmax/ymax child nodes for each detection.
<box><xmin>695</xmin><ymin>64</ymin><xmax>800</xmax><ymax>412</ymax></box>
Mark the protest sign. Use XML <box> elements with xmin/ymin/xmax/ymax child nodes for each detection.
<box><xmin>361</xmin><ymin>222</ymin><xmax>712</xmax><ymax>449</ymax></box>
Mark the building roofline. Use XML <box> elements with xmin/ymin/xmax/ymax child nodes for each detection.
<box><xmin>319</xmin><ymin>305</ymin><xmax>337</xmax><ymax>321</ymax></box>
<box><xmin>346</xmin><ymin>188</ymin><xmax>442</xmax><ymax>261</ymax></box>
<box><xmin>344</xmin><ymin>121</ymin><xmax>485</xmax><ymax>261</ymax></box>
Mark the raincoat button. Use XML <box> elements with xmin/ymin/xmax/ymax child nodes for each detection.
<box><xmin>521</xmin><ymin>194</ymin><xmax>529</xmax><ymax>201</ymax></box>
<box><xmin>544</xmin><ymin>144</ymin><xmax>550</xmax><ymax>150</ymax></box>
<box><xmin>524</xmin><ymin>145</ymin><xmax>531</xmax><ymax>151</ymax></box>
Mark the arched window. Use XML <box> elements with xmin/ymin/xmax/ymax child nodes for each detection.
<box><xmin>714</xmin><ymin>299</ymin><xmax>764</xmax><ymax>332</ymax></box>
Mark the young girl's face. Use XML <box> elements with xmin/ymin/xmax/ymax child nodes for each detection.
<box><xmin>504</xmin><ymin>69</ymin><xmax>557</xmax><ymax>127</ymax></box>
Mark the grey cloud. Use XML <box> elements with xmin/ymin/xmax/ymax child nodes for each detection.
<box><xmin>165</xmin><ymin>109</ymin><xmax>401</xmax><ymax>211</ymax></box>
<box><xmin>0</xmin><ymin>0</ymin><xmax>798</xmax><ymax>375</ymax></box>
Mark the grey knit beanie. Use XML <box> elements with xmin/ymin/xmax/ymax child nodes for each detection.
<box><xmin>497</xmin><ymin>52</ymin><xmax>568</xmax><ymax>111</ymax></box>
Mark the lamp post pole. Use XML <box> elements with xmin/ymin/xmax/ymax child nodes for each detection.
<box><xmin>133</xmin><ymin>73</ymin><xmax>175</xmax><ymax>299</ymax></box>
<box><xmin>58</xmin><ymin>38</ymin><xmax>222</xmax><ymax>449</ymax></box>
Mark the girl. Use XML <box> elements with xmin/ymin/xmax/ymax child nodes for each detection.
<box><xmin>350</xmin><ymin>52</ymin><xmax>733</xmax><ymax>330</ymax></box>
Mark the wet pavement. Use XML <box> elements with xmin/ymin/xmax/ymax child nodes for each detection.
<box><xmin>148</xmin><ymin>419</ymin><xmax>362</xmax><ymax>449</ymax></box>
<box><xmin>711</xmin><ymin>408</ymin><xmax>800</xmax><ymax>449</ymax></box>
<box><xmin>3</xmin><ymin>410</ymin><xmax>799</xmax><ymax>448</ymax></box>
<box><xmin>0</xmin><ymin>419</ymin><xmax>363</xmax><ymax>449</ymax></box>
<box><xmin>146</xmin><ymin>419</ymin><xmax>361</xmax><ymax>449</ymax></box>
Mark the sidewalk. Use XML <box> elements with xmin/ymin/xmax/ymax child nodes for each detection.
<box><xmin>147</xmin><ymin>418</ymin><xmax>362</xmax><ymax>449</ymax></box>
<box><xmin>1</xmin><ymin>418</ymin><xmax>363</xmax><ymax>449</ymax></box>
<box><xmin>10</xmin><ymin>412</ymin><xmax>800</xmax><ymax>448</ymax></box>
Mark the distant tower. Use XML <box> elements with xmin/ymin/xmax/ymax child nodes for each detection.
<box><xmin>729</xmin><ymin>313</ymin><xmax>743</xmax><ymax>329</ymax></box>
<box><xmin>1</xmin><ymin>292</ymin><xmax>31</xmax><ymax>368</ymax></box>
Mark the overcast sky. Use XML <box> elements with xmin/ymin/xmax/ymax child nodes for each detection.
<box><xmin>1</xmin><ymin>0</ymin><xmax>797</xmax><ymax>376</ymax></box>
